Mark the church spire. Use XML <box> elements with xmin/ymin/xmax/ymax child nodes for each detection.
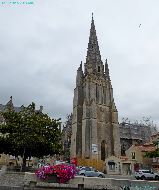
<box><xmin>85</xmin><ymin>13</ymin><xmax>103</xmax><ymax>74</ymax></box>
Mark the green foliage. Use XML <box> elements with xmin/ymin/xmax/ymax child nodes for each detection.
<box><xmin>144</xmin><ymin>141</ymin><xmax>159</xmax><ymax>158</ymax></box>
<box><xmin>145</xmin><ymin>150</ymin><xmax>159</xmax><ymax>158</ymax></box>
<box><xmin>0</xmin><ymin>102</ymin><xmax>62</xmax><ymax>163</ymax></box>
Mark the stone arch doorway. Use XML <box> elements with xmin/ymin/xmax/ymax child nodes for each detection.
<box><xmin>101</xmin><ymin>140</ymin><xmax>107</xmax><ymax>161</ymax></box>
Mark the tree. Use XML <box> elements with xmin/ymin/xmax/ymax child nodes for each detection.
<box><xmin>0</xmin><ymin>102</ymin><xmax>62</xmax><ymax>169</ymax></box>
<box><xmin>145</xmin><ymin>141</ymin><xmax>159</xmax><ymax>158</ymax></box>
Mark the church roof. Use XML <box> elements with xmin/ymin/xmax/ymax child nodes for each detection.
<box><xmin>0</xmin><ymin>97</ymin><xmax>42</xmax><ymax>114</ymax></box>
<box><xmin>0</xmin><ymin>97</ymin><xmax>22</xmax><ymax>113</ymax></box>
<box><xmin>0</xmin><ymin>104</ymin><xmax>6</xmax><ymax>112</ymax></box>
<box><xmin>0</xmin><ymin>103</ymin><xmax>22</xmax><ymax>113</ymax></box>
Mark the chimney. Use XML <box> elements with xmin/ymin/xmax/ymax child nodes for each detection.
<box><xmin>40</xmin><ymin>106</ymin><xmax>43</xmax><ymax>112</ymax></box>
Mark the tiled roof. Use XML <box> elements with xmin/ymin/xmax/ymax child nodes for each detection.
<box><xmin>134</xmin><ymin>144</ymin><xmax>156</xmax><ymax>152</ymax></box>
<box><xmin>0</xmin><ymin>104</ymin><xmax>40</xmax><ymax>113</ymax></box>
<box><xmin>14</xmin><ymin>107</ymin><xmax>22</xmax><ymax>112</ymax></box>
<box><xmin>0</xmin><ymin>104</ymin><xmax>22</xmax><ymax>112</ymax></box>
<box><xmin>0</xmin><ymin>104</ymin><xmax>6</xmax><ymax>111</ymax></box>
<box><xmin>151</xmin><ymin>132</ymin><xmax>159</xmax><ymax>137</ymax></box>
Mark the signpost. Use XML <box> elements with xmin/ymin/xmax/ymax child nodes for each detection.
<box><xmin>92</xmin><ymin>144</ymin><xmax>98</xmax><ymax>154</ymax></box>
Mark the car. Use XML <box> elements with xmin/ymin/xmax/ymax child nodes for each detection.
<box><xmin>78</xmin><ymin>166</ymin><xmax>105</xmax><ymax>178</ymax></box>
<box><xmin>134</xmin><ymin>169</ymin><xmax>159</xmax><ymax>180</ymax></box>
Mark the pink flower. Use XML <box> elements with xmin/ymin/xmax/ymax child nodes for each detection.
<box><xmin>35</xmin><ymin>163</ymin><xmax>77</xmax><ymax>183</ymax></box>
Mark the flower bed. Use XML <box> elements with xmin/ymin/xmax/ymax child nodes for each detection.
<box><xmin>35</xmin><ymin>164</ymin><xmax>77</xmax><ymax>183</ymax></box>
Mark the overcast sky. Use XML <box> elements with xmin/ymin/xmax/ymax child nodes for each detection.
<box><xmin>0</xmin><ymin>0</ymin><xmax>159</xmax><ymax>129</ymax></box>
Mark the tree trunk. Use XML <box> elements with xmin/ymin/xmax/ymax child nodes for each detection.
<box><xmin>23</xmin><ymin>157</ymin><xmax>27</xmax><ymax>168</ymax></box>
<box><xmin>20</xmin><ymin>147</ymin><xmax>26</xmax><ymax>172</ymax></box>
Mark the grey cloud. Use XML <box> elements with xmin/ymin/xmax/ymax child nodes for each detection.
<box><xmin>0</xmin><ymin>0</ymin><xmax>159</xmax><ymax>129</ymax></box>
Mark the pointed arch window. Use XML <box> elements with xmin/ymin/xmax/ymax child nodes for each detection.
<box><xmin>98</xmin><ymin>66</ymin><xmax>100</xmax><ymax>72</ymax></box>
<box><xmin>96</xmin><ymin>84</ymin><xmax>98</xmax><ymax>100</ymax></box>
<box><xmin>101</xmin><ymin>140</ymin><xmax>108</xmax><ymax>161</ymax></box>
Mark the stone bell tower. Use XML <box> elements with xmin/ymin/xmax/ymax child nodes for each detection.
<box><xmin>71</xmin><ymin>14</ymin><xmax>121</xmax><ymax>160</ymax></box>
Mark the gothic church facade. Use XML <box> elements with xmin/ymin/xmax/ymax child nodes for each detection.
<box><xmin>71</xmin><ymin>15</ymin><xmax>121</xmax><ymax>160</ymax></box>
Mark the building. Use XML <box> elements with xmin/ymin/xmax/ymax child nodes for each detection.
<box><xmin>0</xmin><ymin>153</ymin><xmax>34</xmax><ymax>167</ymax></box>
<box><xmin>71</xmin><ymin>14</ymin><xmax>120</xmax><ymax>160</ymax></box>
<box><xmin>0</xmin><ymin>97</ymin><xmax>43</xmax><ymax>123</ymax></box>
<box><xmin>105</xmin><ymin>143</ymin><xmax>157</xmax><ymax>175</ymax></box>
<box><xmin>150</xmin><ymin>132</ymin><xmax>159</xmax><ymax>170</ymax></box>
<box><xmin>0</xmin><ymin>96</ymin><xmax>16</xmax><ymax>123</ymax></box>
<box><xmin>125</xmin><ymin>143</ymin><xmax>156</xmax><ymax>171</ymax></box>
<box><xmin>150</xmin><ymin>132</ymin><xmax>159</xmax><ymax>143</ymax></box>
<box><xmin>61</xmin><ymin>114</ymin><xmax>73</xmax><ymax>160</ymax></box>
<box><xmin>105</xmin><ymin>155</ymin><xmax>133</xmax><ymax>175</ymax></box>
<box><xmin>120</xmin><ymin>122</ymin><xmax>158</xmax><ymax>156</ymax></box>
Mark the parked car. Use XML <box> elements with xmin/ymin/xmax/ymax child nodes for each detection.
<box><xmin>78</xmin><ymin>166</ymin><xmax>105</xmax><ymax>178</ymax></box>
<box><xmin>134</xmin><ymin>169</ymin><xmax>159</xmax><ymax>180</ymax></box>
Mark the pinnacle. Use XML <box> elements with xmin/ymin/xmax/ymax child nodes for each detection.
<box><xmin>6</xmin><ymin>96</ymin><xmax>14</xmax><ymax>110</ymax></box>
<box><xmin>105</xmin><ymin>59</ymin><xmax>110</xmax><ymax>80</ymax></box>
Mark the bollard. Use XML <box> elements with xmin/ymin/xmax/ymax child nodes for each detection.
<box><xmin>78</xmin><ymin>184</ymin><xmax>84</xmax><ymax>190</ymax></box>
<box><xmin>29</xmin><ymin>181</ymin><xmax>37</xmax><ymax>188</ymax></box>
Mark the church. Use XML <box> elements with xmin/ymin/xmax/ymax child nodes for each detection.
<box><xmin>71</xmin><ymin>14</ymin><xmax>121</xmax><ymax>161</ymax></box>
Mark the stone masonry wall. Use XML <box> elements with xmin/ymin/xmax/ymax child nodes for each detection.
<box><xmin>0</xmin><ymin>171</ymin><xmax>24</xmax><ymax>187</ymax></box>
<box><xmin>1</xmin><ymin>171</ymin><xmax>159</xmax><ymax>190</ymax></box>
